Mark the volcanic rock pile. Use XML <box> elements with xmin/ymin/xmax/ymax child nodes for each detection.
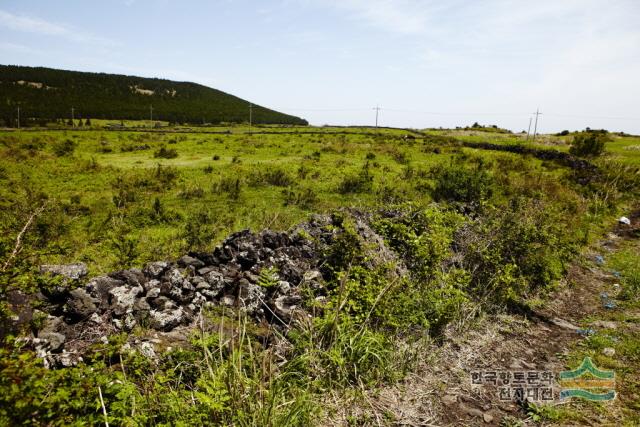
<box><xmin>26</xmin><ymin>212</ymin><xmax>401</xmax><ymax>367</ymax></box>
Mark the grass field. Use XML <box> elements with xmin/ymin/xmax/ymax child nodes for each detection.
<box><xmin>1</xmin><ymin>123</ymin><xmax>639</xmax><ymax>425</ymax></box>
<box><xmin>0</xmin><ymin>125</ymin><xmax>534</xmax><ymax>273</ymax></box>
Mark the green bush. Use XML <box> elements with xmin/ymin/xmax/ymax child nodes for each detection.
<box><xmin>337</xmin><ymin>163</ymin><xmax>373</xmax><ymax>194</ymax></box>
<box><xmin>153</xmin><ymin>146</ymin><xmax>178</xmax><ymax>159</ymax></box>
<box><xmin>431</xmin><ymin>158</ymin><xmax>494</xmax><ymax>205</ymax></box>
<box><xmin>282</xmin><ymin>187</ymin><xmax>318</xmax><ymax>209</ymax></box>
<box><xmin>52</xmin><ymin>139</ymin><xmax>77</xmax><ymax>157</ymax></box>
<box><xmin>457</xmin><ymin>199</ymin><xmax>577</xmax><ymax>306</ymax></box>
<box><xmin>569</xmin><ymin>131</ymin><xmax>609</xmax><ymax>157</ymax></box>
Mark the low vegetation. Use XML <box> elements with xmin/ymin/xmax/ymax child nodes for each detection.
<box><xmin>0</xmin><ymin>123</ymin><xmax>638</xmax><ymax>425</ymax></box>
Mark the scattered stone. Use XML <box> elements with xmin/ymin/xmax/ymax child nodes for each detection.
<box><xmin>618</xmin><ymin>216</ymin><xmax>631</xmax><ymax>225</ymax></box>
<box><xmin>592</xmin><ymin>320</ymin><xmax>617</xmax><ymax>329</ymax></box>
<box><xmin>178</xmin><ymin>255</ymin><xmax>205</xmax><ymax>268</ymax></box>
<box><xmin>202</xmin><ymin>270</ymin><xmax>226</xmax><ymax>296</ymax></box>
<box><xmin>109</xmin><ymin>285</ymin><xmax>144</xmax><ymax>316</ymax></box>
<box><xmin>303</xmin><ymin>270</ymin><xmax>322</xmax><ymax>282</ymax></box>
<box><xmin>65</xmin><ymin>288</ymin><xmax>99</xmax><ymax>320</ymax></box>
<box><xmin>89</xmin><ymin>312</ymin><xmax>102</xmax><ymax>324</ymax></box>
<box><xmin>272</xmin><ymin>295</ymin><xmax>302</xmax><ymax>323</ymax></box>
<box><xmin>149</xmin><ymin>308</ymin><xmax>185</xmax><ymax>331</ymax></box>
<box><xmin>603</xmin><ymin>347</ymin><xmax>616</xmax><ymax>357</ymax></box>
<box><xmin>86</xmin><ymin>276</ymin><xmax>124</xmax><ymax>302</ymax></box>
<box><xmin>221</xmin><ymin>295</ymin><xmax>235</xmax><ymax>306</ymax></box>
<box><xmin>550</xmin><ymin>318</ymin><xmax>580</xmax><ymax>331</ymax></box>
<box><xmin>238</xmin><ymin>280</ymin><xmax>265</xmax><ymax>315</ymax></box>
<box><xmin>39</xmin><ymin>332</ymin><xmax>65</xmax><ymax>352</ymax></box>
<box><xmin>277</xmin><ymin>280</ymin><xmax>291</xmax><ymax>295</ymax></box>
<box><xmin>146</xmin><ymin>287</ymin><xmax>161</xmax><ymax>299</ymax></box>
<box><xmin>143</xmin><ymin>261</ymin><xmax>169</xmax><ymax>278</ymax></box>
<box><xmin>40</xmin><ymin>263</ymin><xmax>88</xmax><ymax>281</ymax></box>
<box><xmin>483</xmin><ymin>413</ymin><xmax>494</xmax><ymax>423</ymax></box>
<box><xmin>140</xmin><ymin>342</ymin><xmax>157</xmax><ymax>359</ymax></box>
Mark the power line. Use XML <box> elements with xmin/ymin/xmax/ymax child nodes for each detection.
<box><xmin>373</xmin><ymin>105</ymin><xmax>381</xmax><ymax>128</ymax></box>
<box><xmin>271</xmin><ymin>105</ymin><xmax>639</xmax><ymax>121</ymax></box>
<box><xmin>270</xmin><ymin>107</ymin><xmax>373</xmax><ymax>112</ymax></box>
<box><xmin>544</xmin><ymin>112</ymin><xmax>640</xmax><ymax>121</ymax></box>
<box><xmin>532</xmin><ymin>108</ymin><xmax>542</xmax><ymax>140</ymax></box>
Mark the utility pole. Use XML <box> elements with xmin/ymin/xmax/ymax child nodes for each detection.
<box><xmin>249</xmin><ymin>103</ymin><xmax>253</xmax><ymax>135</ymax></box>
<box><xmin>150</xmin><ymin>105</ymin><xmax>153</xmax><ymax>122</ymax></box>
<box><xmin>526</xmin><ymin>117</ymin><xmax>532</xmax><ymax>140</ymax></box>
<box><xmin>16</xmin><ymin>106</ymin><xmax>20</xmax><ymax>130</ymax></box>
<box><xmin>532</xmin><ymin>108</ymin><xmax>542</xmax><ymax>140</ymax></box>
<box><xmin>373</xmin><ymin>105</ymin><xmax>381</xmax><ymax>128</ymax></box>
<box><xmin>71</xmin><ymin>107</ymin><xmax>75</xmax><ymax>127</ymax></box>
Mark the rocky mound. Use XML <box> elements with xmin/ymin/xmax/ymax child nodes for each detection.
<box><xmin>21</xmin><ymin>212</ymin><xmax>402</xmax><ymax>368</ymax></box>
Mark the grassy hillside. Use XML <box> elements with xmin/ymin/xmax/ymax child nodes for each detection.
<box><xmin>0</xmin><ymin>65</ymin><xmax>308</xmax><ymax>126</ymax></box>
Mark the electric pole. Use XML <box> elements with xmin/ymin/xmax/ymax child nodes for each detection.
<box><xmin>17</xmin><ymin>106</ymin><xmax>20</xmax><ymax>129</ymax></box>
<box><xmin>150</xmin><ymin>105</ymin><xmax>153</xmax><ymax>122</ymax></box>
<box><xmin>249</xmin><ymin>103</ymin><xmax>253</xmax><ymax>135</ymax></box>
<box><xmin>532</xmin><ymin>108</ymin><xmax>542</xmax><ymax>140</ymax></box>
<box><xmin>373</xmin><ymin>105</ymin><xmax>381</xmax><ymax>128</ymax></box>
<box><xmin>71</xmin><ymin>107</ymin><xmax>75</xmax><ymax>127</ymax></box>
<box><xmin>526</xmin><ymin>117</ymin><xmax>532</xmax><ymax>140</ymax></box>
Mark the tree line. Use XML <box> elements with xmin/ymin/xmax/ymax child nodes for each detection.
<box><xmin>0</xmin><ymin>65</ymin><xmax>308</xmax><ymax>127</ymax></box>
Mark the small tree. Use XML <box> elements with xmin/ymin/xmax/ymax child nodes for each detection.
<box><xmin>85</xmin><ymin>118</ymin><xmax>91</xmax><ymax>127</ymax></box>
<box><xmin>569</xmin><ymin>131</ymin><xmax>609</xmax><ymax>157</ymax></box>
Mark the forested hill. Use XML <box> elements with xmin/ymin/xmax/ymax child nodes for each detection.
<box><xmin>0</xmin><ymin>65</ymin><xmax>307</xmax><ymax>126</ymax></box>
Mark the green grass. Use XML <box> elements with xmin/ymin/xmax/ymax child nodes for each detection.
<box><xmin>1</xmin><ymin>124</ymin><xmax>639</xmax><ymax>425</ymax></box>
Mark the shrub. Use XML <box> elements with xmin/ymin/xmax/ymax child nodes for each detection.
<box><xmin>52</xmin><ymin>139</ymin><xmax>77</xmax><ymax>157</ymax></box>
<box><xmin>431</xmin><ymin>159</ymin><xmax>494</xmax><ymax>206</ymax></box>
<box><xmin>121</xmin><ymin>144</ymin><xmax>150</xmax><ymax>152</ymax></box>
<box><xmin>213</xmin><ymin>176</ymin><xmax>242</xmax><ymax>200</ymax></box>
<box><xmin>182</xmin><ymin>209</ymin><xmax>216</xmax><ymax>250</ymax></box>
<box><xmin>389</xmin><ymin>149</ymin><xmax>409</xmax><ymax>164</ymax></box>
<box><xmin>282</xmin><ymin>187</ymin><xmax>318</xmax><ymax>209</ymax></box>
<box><xmin>154</xmin><ymin>164</ymin><xmax>179</xmax><ymax>187</ymax></box>
<box><xmin>262</xmin><ymin>168</ymin><xmax>294</xmax><ymax>187</ymax></box>
<box><xmin>178</xmin><ymin>185</ymin><xmax>205</xmax><ymax>199</ymax></box>
<box><xmin>569</xmin><ymin>131</ymin><xmax>609</xmax><ymax>157</ymax></box>
<box><xmin>456</xmin><ymin>198</ymin><xmax>577</xmax><ymax>307</ymax></box>
<box><xmin>153</xmin><ymin>146</ymin><xmax>178</xmax><ymax>159</ymax></box>
<box><xmin>337</xmin><ymin>163</ymin><xmax>373</xmax><ymax>194</ymax></box>
<box><xmin>109</xmin><ymin>229</ymin><xmax>140</xmax><ymax>268</ymax></box>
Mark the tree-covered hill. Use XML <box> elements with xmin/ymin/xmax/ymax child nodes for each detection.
<box><xmin>0</xmin><ymin>65</ymin><xmax>307</xmax><ymax>126</ymax></box>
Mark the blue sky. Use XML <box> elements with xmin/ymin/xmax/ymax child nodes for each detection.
<box><xmin>1</xmin><ymin>0</ymin><xmax>639</xmax><ymax>133</ymax></box>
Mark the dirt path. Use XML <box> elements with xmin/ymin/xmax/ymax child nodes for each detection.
<box><xmin>325</xmin><ymin>212</ymin><xmax>639</xmax><ymax>426</ymax></box>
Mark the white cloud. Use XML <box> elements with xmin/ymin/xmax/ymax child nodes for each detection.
<box><xmin>0</xmin><ymin>41</ymin><xmax>44</xmax><ymax>55</ymax></box>
<box><xmin>321</xmin><ymin>0</ymin><xmax>436</xmax><ymax>35</ymax></box>
<box><xmin>0</xmin><ymin>9</ymin><xmax>117</xmax><ymax>46</ymax></box>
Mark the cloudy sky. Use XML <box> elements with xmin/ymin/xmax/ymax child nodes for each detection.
<box><xmin>1</xmin><ymin>0</ymin><xmax>639</xmax><ymax>133</ymax></box>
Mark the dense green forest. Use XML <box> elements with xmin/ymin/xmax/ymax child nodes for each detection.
<box><xmin>0</xmin><ymin>65</ymin><xmax>307</xmax><ymax>126</ymax></box>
